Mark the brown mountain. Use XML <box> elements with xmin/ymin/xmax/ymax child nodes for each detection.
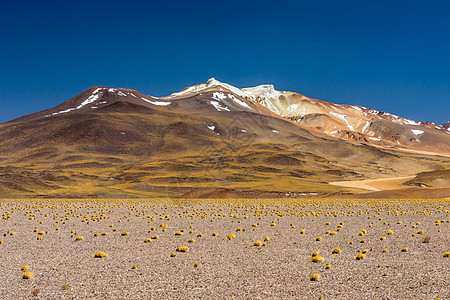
<box><xmin>0</xmin><ymin>79</ymin><xmax>449</xmax><ymax>198</ymax></box>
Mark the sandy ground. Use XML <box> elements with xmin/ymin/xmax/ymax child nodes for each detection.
<box><xmin>329</xmin><ymin>176</ymin><xmax>415</xmax><ymax>192</ymax></box>
<box><xmin>0</xmin><ymin>198</ymin><xmax>449</xmax><ymax>299</ymax></box>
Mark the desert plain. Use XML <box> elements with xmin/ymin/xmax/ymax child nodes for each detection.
<box><xmin>0</xmin><ymin>198</ymin><xmax>449</xmax><ymax>299</ymax></box>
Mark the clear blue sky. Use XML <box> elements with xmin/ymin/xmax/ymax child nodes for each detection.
<box><xmin>1</xmin><ymin>0</ymin><xmax>449</xmax><ymax>124</ymax></box>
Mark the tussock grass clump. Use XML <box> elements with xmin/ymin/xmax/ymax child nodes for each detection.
<box><xmin>264</xmin><ymin>236</ymin><xmax>270</xmax><ymax>242</ymax></box>
<box><xmin>144</xmin><ymin>238</ymin><xmax>151</xmax><ymax>243</ymax></box>
<box><xmin>75</xmin><ymin>236</ymin><xmax>83</xmax><ymax>241</ymax></box>
<box><xmin>310</xmin><ymin>273</ymin><xmax>320</xmax><ymax>281</ymax></box>
<box><xmin>176</xmin><ymin>246</ymin><xmax>189</xmax><ymax>252</ymax></box>
<box><xmin>416</xmin><ymin>230</ymin><xmax>423</xmax><ymax>234</ymax></box>
<box><xmin>197</xmin><ymin>233</ymin><xmax>203</xmax><ymax>237</ymax></box>
<box><xmin>170</xmin><ymin>252</ymin><xmax>176</xmax><ymax>257</ymax></box>
<box><xmin>361</xmin><ymin>249</ymin><xmax>369</xmax><ymax>254</ymax></box>
<box><xmin>387</xmin><ymin>230</ymin><xmax>393</xmax><ymax>235</ymax></box>
<box><xmin>332</xmin><ymin>248</ymin><xmax>341</xmax><ymax>254</ymax></box>
<box><xmin>315</xmin><ymin>237</ymin><xmax>322</xmax><ymax>241</ymax></box>
<box><xmin>151</xmin><ymin>235</ymin><xmax>159</xmax><ymax>239</ymax></box>
<box><xmin>382</xmin><ymin>249</ymin><xmax>388</xmax><ymax>253</ymax></box>
<box><xmin>22</xmin><ymin>272</ymin><xmax>33</xmax><ymax>279</ymax></box>
<box><xmin>227</xmin><ymin>234</ymin><xmax>235</xmax><ymax>240</ymax></box>
<box><xmin>360</xmin><ymin>239</ymin><xmax>366</xmax><ymax>243</ymax></box>
<box><xmin>355</xmin><ymin>253</ymin><xmax>365</xmax><ymax>260</ymax></box>
<box><xmin>212</xmin><ymin>232</ymin><xmax>218</xmax><ymax>236</ymax></box>
<box><xmin>131</xmin><ymin>265</ymin><xmax>136</xmax><ymax>269</ymax></box>
<box><xmin>101</xmin><ymin>232</ymin><xmax>107</xmax><ymax>236</ymax></box>
<box><xmin>422</xmin><ymin>236</ymin><xmax>430</xmax><ymax>243</ymax></box>
<box><xmin>193</xmin><ymin>263</ymin><xmax>199</xmax><ymax>268</ymax></box>
<box><xmin>311</xmin><ymin>251</ymin><xmax>319</xmax><ymax>257</ymax></box>
<box><xmin>175</xmin><ymin>231</ymin><xmax>184</xmax><ymax>236</ymax></box>
<box><xmin>401</xmin><ymin>247</ymin><xmax>408</xmax><ymax>252</ymax></box>
<box><xmin>121</xmin><ymin>232</ymin><xmax>129</xmax><ymax>236</ymax></box>
<box><xmin>21</xmin><ymin>265</ymin><xmax>30</xmax><ymax>271</ymax></box>
<box><xmin>324</xmin><ymin>264</ymin><xmax>331</xmax><ymax>269</ymax></box>
<box><xmin>94</xmin><ymin>252</ymin><xmax>108</xmax><ymax>258</ymax></box>
<box><xmin>380</xmin><ymin>236</ymin><xmax>386</xmax><ymax>240</ymax></box>
<box><xmin>188</xmin><ymin>239</ymin><xmax>195</xmax><ymax>243</ymax></box>
<box><xmin>300</xmin><ymin>229</ymin><xmax>305</xmax><ymax>234</ymax></box>
<box><xmin>254</xmin><ymin>240</ymin><xmax>262</xmax><ymax>246</ymax></box>
<box><xmin>311</xmin><ymin>256</ymin><xmax>324</xmax><ymax>263</ymax></box>
<box><xmin>443</xmin><ymin>252</ymin><xmax>449</xmax><ymax>258</ymax></box>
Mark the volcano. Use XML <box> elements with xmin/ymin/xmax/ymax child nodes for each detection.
<box><xmin>1</xmin><ymin>78</ymin><xmax>449</xmax><ymax>198</ymax></box>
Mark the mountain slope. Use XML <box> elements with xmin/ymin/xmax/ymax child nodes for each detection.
<box><xmin>1</xmin><ymin>79</ymin><xmax>449</xmax><ymax>198</ymax></box>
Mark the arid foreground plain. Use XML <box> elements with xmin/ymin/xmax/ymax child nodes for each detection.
<box><xmin>1</xmin><ymin>198</ymin><xmax>448</xmax><ymax>299</ymax></box>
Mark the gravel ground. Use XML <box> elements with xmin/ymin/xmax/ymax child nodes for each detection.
<box><xmin>0</xmin><ymin>198</ymin><xmax>449</xmax><ymax>299</ymax></box>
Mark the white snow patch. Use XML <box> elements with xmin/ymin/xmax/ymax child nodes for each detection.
<box><xmin>99</xmin><ymin>101</ymin><xmax>107</xmax><ymax>104</ymax></box>
<box><xmin>130</xmin><ymin>93</ymin><xmax>137</xmax><ymax>98</ymax></box>
<box><xmin>352</xmin><ymin>105</ymin><xmax>361</xmax><ymax>111</ymax></box>
<box><xmin>228</xmin><ymin>93</ymin><xmax>251</xmax><ymax>109</ymax></box>
<box><xmin>411</xmin><ymin>129</ymin><xmax>424</xmax><ymax>135</ymax></box>
<box><xmin>212</xmin><ymin>92</ymin><xmax>227</xmax><ymax>101</ymax></box>
<box><xmin>48</xmin><ymin>88</ymin><xmax>105</xmax><ymax>116</ymax></box>
<box><xmin>272</xmin><ymin>130</ymin><xmax>279</xmax><ymax>133</ymax></box>
<box><xmin>91</xmin><ymin>106</ymin><xmax>97</xmax><ymax>109</ymax></box>
<box><xmin>141</xmin><ymin>97</ymin><xmax>171</xmax><ymax>106</ymax></box>
<box><xmin>330</xmin><ymin>111</ymin><xmax>355</xmax><ymax>131</ymax></box>
<box><xmin>241</xmin><ymin>129</ymin><xmax>247</xmax><ymax>133</ymax></box>
<box><xmin>369</xmin><ymin>137</ymin><xmax>381</xmax><ymax>141</ymax></box>
<box><xmin>330</xmin><ymin>130</ymin><xmax>339</xmax><ymax>135</ymax></box>
<box><xmin>404</xmin><ymin>119</ymin><xmax>421</xmax><ymax>126</ymax></box>
<box><xmin>120</xmin><ymin>132</ymin><xmax>125</xmax><ymax>135</ymax></box>
<box><xmin>210</xmin><ymin>101</ymin><xmax>230</xmax><ymax>111</ymax></box>
<box><xmin>117</xmin><ymin>91</ymin><xmax>127</xmax><ymax>97</ymax></box>
<box><xmin>207</xmin><ymin>125</ymin><xmax>215</xmax><ymax>130</ymax></box>
<box><xmin>361</xmin><ymin>121</ymin><xmax>370</xmax><ymax>134</ymax></box>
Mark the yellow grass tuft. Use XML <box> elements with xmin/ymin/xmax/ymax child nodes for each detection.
<box><xmin>300</xmin><ymin>229</ymin><xmax>305</xmax><ymax>234</ymax></box>
<box><xmin>380</xmin><ymin>236</ymin><xmax>386</xmax><ymax>240</ymax></box>
<box><xmin>324</xmin><ymin>264</ymin><xmax>331</xmax><ymax>269</ymax></box>
<box><xmin>94</xmin><ymin>252</ymin><xmax>108</xmax><ymax>258</ymax></box>
<box><xmin>311</xmin><ymin>251</ymin><xmax>319</xmax><ymax>257</ymax></box>
<box><xmin>401</xmin><ymin>247</ymin><xmax>408</xmax><ymax>252</ymax></box>
<box><xmin>151</xmin><ymin>235</ymin><xmax>159</xmax><ymax>239</ymax></box>
<box><xmin>355</xmin><ymin>253</ymin><xmax>365</xmax><ymax>260</ymax></box>
<box><xmin>21</xmin><ymin>265</ymin><xmax>29</xmax><ymax>271</ymax></box>
<box><xmin>311</xmin><ymin>256</ymin><xmax>324</xmax><ymax>263</ymax></box>
<box><xmin>254</xmin><ymin>240</ymin><xmax>262</xmax><ymax>246</ymax></box>
<box><xmin>310</xmin><ymin>273</ymin><xmax>320</xmax><ymax>281</ymax></box>
<box><xmin>121</xmin><ymin>232</ymin><xmax>129</xmax><ymax>236</ymax></box>
<box><xmin>332</xmin><ymin>248</ymin><xmax>341</xmax><ymax>254</ymax></box>
<box><xmin>227</xmin><ymin>234</ymin><xmax>235</xmax><ymax>240</ymax></box>
<box><xmin>176</xmin><ymin>246</ymin><xmax>189</xmax><ymax>252</ymax></box>
<box><xmin>212</xmin><ymin>232</ymin><xmax>218</xmax><ymax>236</ymax></box>
<box><xmin>75</xmin><ymin>236</ymin><xmax>83</xmax><ymax>241</ymax></box>
<box><xmin>382</xmin><ymin>249</ymin><xmax>388</xmax><ymax>253</ymax></box>
<box><xmin>22</xmin><ymin>272</ymin><xmax>33</xmax><ymax>279</ymax></box>
<box><xmin>188</xmin><ymin>239</ymin><xmax>195</xmax><ymax>243</ymax></box>
<box><xmin>443</xmin><ymin>252</ymin><xmax>449</xmax><ymax>258</ymax></box>
<box><xmin>194</xmin><ymin>263</ymin><xmax>199</xmax><ymax>268</ymax></box>
<box><xmin>264</xmin><ymin>236</ymin><xmax>270</xmax><ymax>242</ymax></box>
<box><xmin>387</xmin><ymin>230</ymin><xmax>393</xmax><ymax>235</ymax></box>
<box><xmin>175</xmin><ymin>231</ymin><xmax>184</xmax><ymax>236</ymax></box>
<box><xmin>143</xmin><ymin>238</ymin><xmax>151</xmax><ymax>243</ymax></box>
<box><xmin>315</xmin><ymin>237</ymin><xmax>322</xmax><ymax>241</ymax></box>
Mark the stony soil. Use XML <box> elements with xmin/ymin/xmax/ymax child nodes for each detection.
<box><xmin>0</xmin><ymin>198</ymin><xmax>449</xmax><ymax>299</ymax></box>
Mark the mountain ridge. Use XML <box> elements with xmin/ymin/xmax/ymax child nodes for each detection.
<box><xmin>1</xmin><ymin>78</ymin><xmax>449</xmax><ymax>198</ymax></box>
